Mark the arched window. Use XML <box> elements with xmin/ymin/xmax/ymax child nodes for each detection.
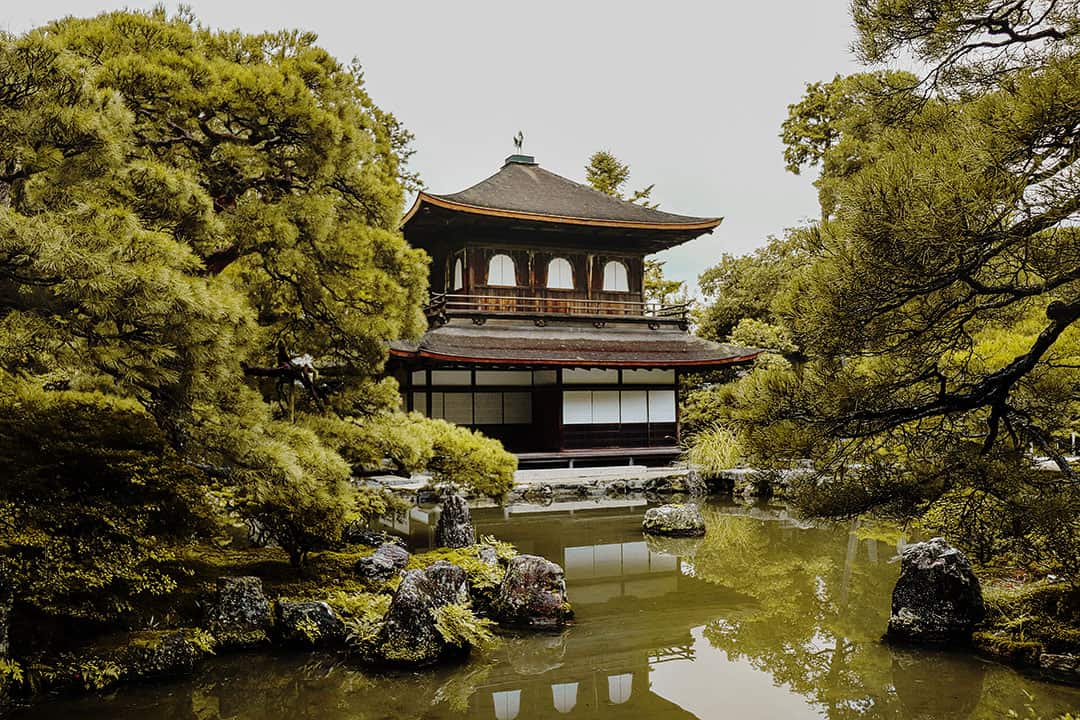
<box><xmin>607</xmin><ymin>674</ymin><xmax>633</xmax><ymax>705</ymax></box>
<box><xmin>551</xmin><ymin>683</ymin><xmax>578</xmax><ymax>714</ymax></box>
<box><xmin>487</xmin><ymin>254</ymin><xmax>516</xmax><ymax>286</ymax></box>
<box><xmin>452</xmin><ymin>257</ymin><xmax>464</xmax><ymax>290</ymax></box>
<box><xmin>547</xmin><ymin>257</ymin><xmax>574</xmax><ymax>289</ymax></box>
<box><xmin>493</xmin><ymin>690</ymin><xmax>521</xmax><ymax>720</ymax></box>
<box><xmin>602</xmin><ymin>260</ymin><xmax>629</xmax><ymax>292</ymax></box>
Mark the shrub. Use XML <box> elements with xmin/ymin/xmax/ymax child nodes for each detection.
<box><xmin>686</xmin><ymin>423</ymin><xmax>744</xmax><ymax>478</ymax></box>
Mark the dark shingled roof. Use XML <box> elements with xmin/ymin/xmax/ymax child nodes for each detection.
<box><xmin>402</xmin><ymin>157</ymin><xmax>722</xmax><ymax>231</ymax></box>
<box><xmin>390</xmin><ymin>321</ymin><xmax>758</xmax><ymax>367</ymax></box>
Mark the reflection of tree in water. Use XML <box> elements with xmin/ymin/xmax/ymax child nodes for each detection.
<box><xmin>693</xmin><ymin>504</ymin><xmax>912</xmax><ymax>719</ymax></box>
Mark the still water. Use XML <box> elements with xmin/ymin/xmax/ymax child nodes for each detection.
<box><xmin>16</xmin><ymin>498</ymin><xmax>1080</xmax><ymax>719</ymax></box>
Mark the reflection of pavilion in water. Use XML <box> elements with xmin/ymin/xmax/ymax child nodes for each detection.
<box><xmin>386</xmin><ymin>499</ymin><xmax>753</xmax><ymax>720</ymax></box>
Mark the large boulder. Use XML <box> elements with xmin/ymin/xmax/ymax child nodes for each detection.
<box><xmin>886</xmin><ymin>537</ymin><xmax>985</xmax><ymax>645</ymax></box>
<box><xmin>435</xmin><ymin>494</ymin><xmax>476</xmax><ymax>548</ymax></box>
<box><xmin>641</xmin><ymin>503</ymin><xmax>706</xmax><ymax>537</ymax></box>
<box><xmin>356</xmin><ymin>542</ymin><xmax>410</xmax><ymax>582</ymax></box>
<box><xmin>377</xmin><ymin>561</ymin><xmax>470</xmax><ymax>666</ymax></box>
<box><xmin>491</xmin><ymin>555</ymin><xmax>573</xmax><ymax>628</ymax></box>
<box><xmin>208</xmin><ymin>576</ymin><xmax>273</xmax><ymax>647</ymax></box>
<box><xmin>275</xmin><ymin>601</ymin><xmax>348</xmax><ymax>648</ymax></box>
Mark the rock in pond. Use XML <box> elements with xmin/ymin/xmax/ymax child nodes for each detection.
<box><xmin>886</xmin><ymin>537</ymin><xmax>985</xmax><ymax>646</ymax></box>
<box><xmin>377</xmin><ymin>561</ymin><xmax>470</xmax><ymax>666</ymax></box>
<box><xmin>276</xmin><ymin>601</ymin><xmax>348</xmax><ymax>648</ymax></box>
<box><xmin>492</xmin><ymin>555</ymin><xmax>573</xmax><ymax>628</ymax></box>
<box><xmin>208</xmin><ymin>576</ymin><xmax>273</xmax><ymax>647</ymax></box>
<box><xmin>642</xmin><ymin>503</ymin><xmax>706</xmax><ymax>537</ymax></box>
<box><xmin>356</xmin><ymin>542</ymin><xmax>410</xmax><ymax>582</ymax></box>
<box><xmin>435</xmin><ymin>494</ymin><xmax>476</xmax><ymax>548</ymax></box>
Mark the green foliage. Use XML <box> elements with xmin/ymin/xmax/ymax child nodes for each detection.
<box><xmin>425</xmin><ymin>419</ymin><xmax>517</xmax><ymax>497</ymax></box>
<box><xmin>644</xmin><ymin>259</ymin><xmax>688</xmax><ymax>308</ymax></box>
<box><xmin>728</xmin><ymin>319</ymin><xmax>798</xmax><ymax>356</ymax></box>
<box><xmin>477</xmin><ymin>535</ymin><xmax>518</xmax><ymax>563</ymax></box>
<box><xmin>0</xmin><ymin>382</ymin><xmax>217</xmax><ymax>621</ymax></box>
<box><xmin>341</xmin><ymin>591</ymin><xmax>393</xmax><ymax>654</ymax></box>
<box><xmin>695</xmin><ymin>229</ymin><xmax>809</xmax><ymax>343</ymax></box>
<box><xmin>431</xmin><ymin>603</ymin><xmax>498</xmax><ymax>650</ymax></box>
<box><xmin>0</xmin><ymin>658</ymin><xmax>23</xmax><ymax>686</ymax></box>
<box><xmin>0</xmin><ymin>7</ymin><xmax>442</xmax><ymax>638</ymax></box>
<box><xmin>685</xmin><ymin>423</ymin><xmax>744</xmax><ymax>477</ymax></box>
<box><xmin>780</xmin><ymin>71</ymin><xmax>921</xmax><ymax>216</ymax></box>
<box><xmin>584</xmin><ymin>149</ymin><xmax>657</xmax><ymax>207</ymax></box>
<box><xmin>410</xmin><ymin>545</ymin><xmax>510</xmax><ymax>591</ymax></box>
<box><xmin>695</xmin><ymin>1</ymin><xmax>1080</xmax><ymax>582</ymax></box>
<box><xmin>308</xmin><ymin>411</ymin><xmax>516</xmax><ymax>498</ymax></box>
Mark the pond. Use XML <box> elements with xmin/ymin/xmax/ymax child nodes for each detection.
<box><xmin>15</xmin><ymin>498</ymin><xmax>1080</xmax><ymax>720</ymax></box>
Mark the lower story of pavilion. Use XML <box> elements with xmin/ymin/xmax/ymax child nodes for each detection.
<box><xmin>388</xmin><ymin>321</ymin><xmax>759</xmax><ymax>465</ymax></box>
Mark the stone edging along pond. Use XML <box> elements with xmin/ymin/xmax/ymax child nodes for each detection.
<box><xmin>4</xmin><ymin>536</ymin><xmax>573</xmax><ymax>701</ymax></box>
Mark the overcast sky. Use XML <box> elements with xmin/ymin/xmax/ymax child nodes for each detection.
<box><xmin>3</xmin><ymin>1</ymin><xmax>863</xmax><ymax>291</ymax></box>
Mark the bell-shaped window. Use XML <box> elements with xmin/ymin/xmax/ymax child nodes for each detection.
<box><xmin>452</xmin><ymin>257</ymin><xmax>464</xmax><ymax>290</ymax></box>
<box><xmin>493</xmin><ymin>690</ymin><xmax>521</xmax><ymax>720</ymax></box>
<box><xmin>487</xmin><ymin>254</ymin><xmax>516</xmax><ymax>286</ymax></box>
<box><xmin>602</xmin><ymin>260</ymin><xmax>629</xmax><ymax>292</ymax></box>
<box><xmin>608</xmin><ymin>673</ymin><xmax>633</xmax><ymax>705</ymax></box>
<box><xmin>547</xmin><ymin>258</ymin><xmax>574</xmax><ymax>289</ymax></box>
<box><xmin>552</xmin><ymin>682</ymin><xmax>578</xmax><ymax>714</ymax></box>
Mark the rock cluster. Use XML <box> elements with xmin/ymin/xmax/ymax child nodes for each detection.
<box><xmin>435</xmin><ymin>494</ymin><xmax>476</xmax><ymax>548</ymax></box>
<box><xmin>491</xmin><ymin>555</ymin><xmax>574</xmax><ymax>628</ymax></box>
<box><xmin>644</xmin><ymin>469</ymin><xmax>707</xmax><ymax>497</ymax></box>
<box><xmin>886</xmin><ymin>537</ymin><xmax>985</xmax><ymax>645</ymax></box>
<box><xmin>641</xmin><ymin>503</ymin><xmax>707</xmax><ymax>537</ymax></box>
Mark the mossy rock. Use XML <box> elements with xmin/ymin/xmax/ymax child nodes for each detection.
<box><xmin>376</xmin><ymin>562</ymin><xmax>469</xmax><ymax>666</ymax></box>
<box><xmin>642</xmin><ymin>504</ymin><xmax>706</xmax><ymax>538</ymax></box>
<box><xmin>972</xmin><ymin>630</ymin><xmax>1043</xmax><ymax>666</ymax></box>
<box><xmin>275</xmin><ymin>601</ymin><xmax>347</xmax><ymax>648</ymax></box>
<box><xmin>491</xmin><ymin>555</ymin><xmax>573</xmax><ymax>629</ymax></box>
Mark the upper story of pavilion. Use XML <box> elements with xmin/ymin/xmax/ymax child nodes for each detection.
<box><xmin>401</xmin><ymin>154</ymin><xmax>722</xmax><ymax>330</ymax></box>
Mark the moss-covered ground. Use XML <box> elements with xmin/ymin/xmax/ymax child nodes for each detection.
<box><xmin>974</xmin><ymin>574</ymin><xmax>1080</xmax><ymax>672</ymax></box>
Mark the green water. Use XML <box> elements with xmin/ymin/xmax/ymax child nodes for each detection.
<box><xmin>15</xmin><ymin>498</ymin><xmax>1080</xmax><ymax>719</ymax></box>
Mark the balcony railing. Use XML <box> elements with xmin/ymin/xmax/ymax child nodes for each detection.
<box><xmin>426</xmin><ymin>293</ymin><xmax>690</xmax><ymax>328</ymax></box>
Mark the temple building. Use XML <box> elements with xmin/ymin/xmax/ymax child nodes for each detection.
<box><xmin>389</xmin><ymin>154</ymin><xmax>757</xmax><ymax>465</ymax></box>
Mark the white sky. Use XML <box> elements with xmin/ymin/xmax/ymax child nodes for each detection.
<box><xmin>2</xmin><ymin>1</ymin><xmax>863</xmax><ymax>291</ymax></box>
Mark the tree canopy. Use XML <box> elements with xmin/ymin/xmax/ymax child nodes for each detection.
<box><xmin>0</xmin><ymin>9</ymin><xmax>515</xmax><ymax>631</ymax></box>
<box><xmin>692</xmin><ymin>0</ymin><xmax>1080</xmax><ymax>577</ymax></box>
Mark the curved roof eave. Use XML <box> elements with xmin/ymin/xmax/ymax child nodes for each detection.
<box><xmin>401</xmin><ymin>192</ymin><xmax>723</xmax><ymax>232</ymax></box>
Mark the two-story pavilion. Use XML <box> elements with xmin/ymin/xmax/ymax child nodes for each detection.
<box><xmin>389</xmin><ymin>154</ymin><xmax>758</xmax><ymax>466</ymax></box>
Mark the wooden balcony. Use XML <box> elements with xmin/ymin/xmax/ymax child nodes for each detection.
<box><xmin>426</xmin><ymin>292</ymin><xmax>691</xmax><ymax>329</ymax></box>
